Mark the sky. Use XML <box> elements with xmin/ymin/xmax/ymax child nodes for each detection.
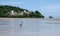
<box><xmin>0</xmin><ymin>0</ymin><xmax>60</xmax><ymax>18</ymax></box>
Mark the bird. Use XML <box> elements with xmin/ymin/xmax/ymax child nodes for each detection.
<box><xmin>20</xmin><ymin>21</ymin><xmax>23</xmax><ymax>27</ymax></box>
<box><xmin>20</xmin><ymin>23</ymin><xmax>22</xmax><ymax>27</ymax></box>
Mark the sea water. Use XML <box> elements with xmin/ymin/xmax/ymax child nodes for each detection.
<box><xmin>0</xmin><ymin>18</ymin><xmax>60</xmax><ymax>36</ymax></box>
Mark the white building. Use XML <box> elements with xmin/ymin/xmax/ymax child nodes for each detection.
<box><xmin>11</xmin><ymin>10</ymin><xmax>17</xmax><ymax>15</ymax></box>
<box><xmin>6</xmin><ymin>10</ymin><xmax>30</xmax><ymax>16</ymax></box>
<box><xmin>18</xmin><ymin>12</ymin><xmax>24</xmax><ymax>15</ymax></box>
<box><xmin>24</xmin><ymin>10</ymin><xmax>30</xmax><ymax>15</ymax></box>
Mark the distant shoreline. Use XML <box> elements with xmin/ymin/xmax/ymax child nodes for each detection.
<box><xmin>0</xmin><ymin>18</ymin><xmax>44</xmax><ymax>19</ymax></box>
<box><xmin>0</xmin><ymin>18</ymin><xmax>45</xmax><ymax>20</ymax></box>
<box><xmin>0</xmin><ymin>18</ymin><xmax>59</xmax><ymax>19</ymax></box>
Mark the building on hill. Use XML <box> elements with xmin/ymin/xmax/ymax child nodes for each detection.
<box><xmin>24</xmin><ymin>10</ymin><xmax>30</xmax><ymax>15</ymax></box>
<box><xmin>5</xmin><ymin>10</ymin><xmax>30</xmax><ymax>16</ymax></box>
<box><xmin>10</xmin><ymin>10</ymin><xmax>24</xmax><ymax>16</ymax></box>
<box><xmin>4</xmin><ymin>10</ymin><xmax>18</xmax><ymax>16</ymax></box>
<box><xmin>17</xmin><ymin>12</ymin><xmax>24</xmax><ymax>15</ymax></box>
<box><xmin>11</xmin><ymin>10</ymin><xmax>17</xmax><ymax>15</ymax></box>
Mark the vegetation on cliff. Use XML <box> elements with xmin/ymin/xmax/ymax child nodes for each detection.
<box><xmin>0</xmin><ymin>5</ymin><xmax>44</xmax><ymax>18</ymax></box>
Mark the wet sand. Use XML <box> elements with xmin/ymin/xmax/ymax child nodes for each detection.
<box><xmin>0</xmin><ymin>18</ymin><xmax>60</xmax><ymax>36</ymax></box>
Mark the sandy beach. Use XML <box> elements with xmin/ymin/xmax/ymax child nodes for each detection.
<box><xmin>0</xmin><ymin>18</ymin><xmax>60</xmax><ymax>36</ymax></box>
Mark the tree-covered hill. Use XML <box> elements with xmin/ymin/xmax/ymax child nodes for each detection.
<box><xmin>0</xmin><ymin>5</ymin><xmax>25</xmax><ymax>14</ymax></box>
<box><xmin>0</xmin><ymin>5</ymin><xmax>44</xmax><ymax>18</ymax></box>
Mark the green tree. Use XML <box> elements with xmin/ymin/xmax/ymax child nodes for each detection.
<box><xmin>35</xmin><ymin>11</ymin><xmax>41</xmax><ymax>18</ymax></box>
<box><xmin>23</xmin><ymin>13</ymin><xmax>28</xmax><ymax>18</ymax></box>
<box><xmin>29</xmin><ymin>12</ymin><xmax>35</xmax><ymax>18</ymax></box>
<box><xmin>34</xmin><ymin>11</ymin><xmax>44</xmax><ymax>18</ymax></box>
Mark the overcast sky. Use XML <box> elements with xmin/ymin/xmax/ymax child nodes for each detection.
<box><xmin>0</xmin><ymin>0</ymin><xmax>60</xmax><ymax>18</ymax></box>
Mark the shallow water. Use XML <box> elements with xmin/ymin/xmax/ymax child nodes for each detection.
<box><xmin>0</xmin><ymin>18</ymin><xmax>60</xmax><ymax>36</ymax></box>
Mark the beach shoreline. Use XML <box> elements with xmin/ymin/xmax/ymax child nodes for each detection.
<box><xmin>0</xmin><ymin>18</ymin><xmax>44</xmax><ymax>19</ymax></box>
<box><xmin>0</xmin><ymin>18</ymin><xmax>59</xmax><ymax>19</ymax></box>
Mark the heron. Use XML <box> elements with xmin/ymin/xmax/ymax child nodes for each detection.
<box><xmin>20</xmin><ymin>21</ymin><xmax>23</xmax><ymax>27</ymax></box>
